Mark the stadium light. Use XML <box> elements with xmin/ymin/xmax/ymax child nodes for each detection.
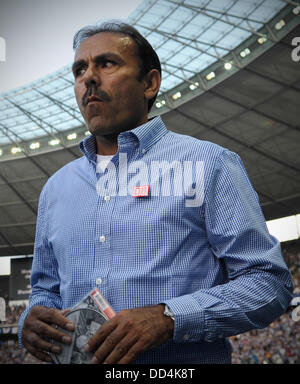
<box><xmin>275</xmin><ymin>19</ymin><xmax>286</xmax><ymax>31</ymax></box>
<box><xmin>29</xmin><ymin>142</ymin><xmax>40</xmax><ymax>150</ymax></box>
<box><xmin>293</xmin><ymin>6</ymin><xmax>300</xmax><ymax>15</ymax></box>
<box><xmin>172</xmin><ymin>91</ymin><xmax>181</xmax><ymax>100</ymax></box>
<box><xmin>240</xmin><ymin>48</ymin><xmax>251</xmax><ymax>58</ymax></box>
<box><xmin>189</xmin><ymin>82</ymin><xmax>199</xmax><ymax>91</ymax></box>
<box><xmin>67</xmin><ymin>133</ymin><xmax>77</xmax><ymax>140</ymax></box>
<box><xmin>206</xmin><ymin>72</ymin><xmax>216</xmax><ymax>81</ymax></box>
<box><xmin>11</xmin><ymin>147</ymin><xmax>22</xmax><ymax>154</ymax></box>
<box><xmin>257</xmin><ymin>36</ymin><xmax>268</xmax><ymax>44</ymax></box>
<box><xmin>49</xmin><ymin>139</ymin><xmax>60</xmax><ymax>146</ymax></box>
<box><xmin>224</xmin><ymin>62</ymin><xmax>232</xmax><ymax>70</ymax></box>
<box><xmin>156</xmin><ymin>100</ymin><xmax>166</xmax><ymax>108</ymax></box>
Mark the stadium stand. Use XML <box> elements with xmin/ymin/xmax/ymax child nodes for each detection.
<box><xmin>0</xmin><ymin>245</ymin><xmax>299</xmax><ymax>364</ymax></box>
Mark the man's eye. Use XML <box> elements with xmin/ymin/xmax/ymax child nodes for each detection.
<box><xmin>75</xmin><ymin>67</ymin><xmax>85</xmax><ymax>77</ymax></box>
<box><xmin>102</xmin><ymin>60</ymin><xmax>115</xmax><ymax>68</ymax></box>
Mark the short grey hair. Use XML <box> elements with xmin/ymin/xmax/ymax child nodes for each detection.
<box><xmin>73</xmin><ymin>19</ymin><xmax>161</xmax><ymax>112</ymax></box>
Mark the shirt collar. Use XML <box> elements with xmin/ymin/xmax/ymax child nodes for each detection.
<box><xmin>79</xmin><ymin>131</ymin><xmax>98</xmax><ymax>163</ymax></box>
<box><xmin>126</xmin><ymin>116</ymin><xmax>168</xmax><ymax>155</ymax></box>
<box><xmin>79</xmin><ymin>116</ymin><xmax>168</xmax><ymax>161</ymax></box>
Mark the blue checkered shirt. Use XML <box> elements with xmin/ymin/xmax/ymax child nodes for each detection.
<box><xmin>18</xmin><ymin>116</ymin><xmax>293</xmax><ymax>363</ymax></box>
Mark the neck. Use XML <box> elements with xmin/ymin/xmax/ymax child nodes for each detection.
<box><xmin>95</xmin><ymin>134</ymin><xmax>118</xmax><ymax>156</ymax></box>
<box><xmin>94</xmin><ymin>115</ymin><xmax>149</xmax><ymax>156</ymax></box>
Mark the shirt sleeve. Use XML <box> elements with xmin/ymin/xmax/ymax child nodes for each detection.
<box><xmin>164</xmin><ymin>149</ymin><xmax>294</xmax><ymax>344</ymax></box>
<box><xmin>18</xmin><ymin>184</ymin><xmax>62</xmax><ymax>348</ymax></box>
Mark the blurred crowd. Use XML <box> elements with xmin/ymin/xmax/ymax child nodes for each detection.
<box><xmin>0</xmin><ymin>304</ymin><xmax>41</xmax><ymax>364</ymax></box>
<box><xmin>0</xmin><ymin>342</ymin><xmax>41</xmax><ymax>364</ymax></box>
<box><xmin>231</xmin><ymin>249</ymin><xmax>300</xmax><ymax>364</ymax></box>
<box><xmin>230</xmin><ymin>310</ymin><xmax>300</xmax><ymax>364</ymax></box>
<box><xmin>3</xmin><ymin>304</ymin><xmax>27</xmax><ymax>325</ymax></box>
<box><xmin>0</xmin><ymin>249</ymin><xmax>299</xmax><ymax>364</ymax></box>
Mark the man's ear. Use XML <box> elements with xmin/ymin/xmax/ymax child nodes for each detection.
<box><xmin>144</xmin><ymin>69</ymin><xmax>161</xmax><ymax>102</ymax></box>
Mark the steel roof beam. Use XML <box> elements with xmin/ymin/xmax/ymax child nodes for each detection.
<box><xmin>164</xmin><ymin>0</ymin><xmax>267</xmax><ymax>37</ymax></box>
<box><xmin>134</xmin><ymin>1</ymin><xmax>219</xmax><ymax>76</ymax></box>
<box><xmin>0</xmin><ymin>123</ymin><xmax>51</xmax><ymax>178</ymax></box>
<box><xmin>4</xmin><ymin>98</ymin><xmax>79</xmax><ymax>160</ymax></box>
<box><xmin>135</xmin><ymin>23</ymin><xmax>234</xmax><ymax>64</ymax></box>
<box><xmin>0</xmin><ymin>171</ymin><xmax>37</xmax><ymax>215</ymax></box>
<box><xmin>188</xmin><ymin>81</ymin><xmax>300</xmax><ymax>166</ymax></box>
<box><xmin>33</xmin><ymin>88</ymin><xmax>83</xmax><ymax>124</ymax></box>
<box><xmin>243</xmin><ymin>67</ymin><xmax>300</xmax><ymax>94</ymax></box>
<box><xmin>130</xmin><ymin>0</ymin><xmax>160</xmax><ymax>24</ymax></box>
<box><xmin>210</xmin><ymin>82</ymin><xmax>300</xmax><ymax>135</ymax></box>
<box><xmin>260</xmin><ymin>191</ymin><xmax>300</xmax><ymax>207</ymax></box>
<box><xmin>0</xmin><ymin>198</ymin><xmax>39</xmax><ymax>208</ymax></box>
<box><xmin>282</xmin><ymin>0</ymin><xmax>300</xmax><ymax>6</ymax></box>
<box><xmin>167</xmin><ymin>0</ymin><xmax>271</xmax><ymax>25</ymax></box>
<box><xmin>0</xmin><ymin>221</ymin><xmax>36</xmax><ymax>229</ymax></box>
<box><xmin>0</xmin><ymin>175</ymin><xmax>45</xmax><ymax>185</ymax></box>
<box><xmin>136</xmin><ymin>0</ymin><xmax>183</xmax><ymax>40</ymax></box>
<box><xmin>254</xmin><ymin>189</ymin><xmax>297</xmax><ymax>213</ymax></box>
<box><xmin>173</xmin><ymin>108</ymin><xmax>299</xmax><ymax>213</ymax></box>
<box><xmin>0</xmin><ymin>229</ymin><xmax>20</xmax><ymax>255</ymax></box>
<box><xmin>137</xmin><ymin>23</ymin><xmax>233</xmax><ymax>65</ymax></box>
<box><xmin>174</xmin><ymin>107</ymin><xmax>300</xmax><ymax>175</ymax></box>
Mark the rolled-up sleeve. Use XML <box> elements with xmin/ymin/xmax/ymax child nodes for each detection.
<box><xmin>165</xmin><ymin>150</ymin><xmax>294</xmax><ymax>343</ymax></box>
<box><xmin>18</xmin><ymin>184</ymin><xmax>62</xmax><ymax>347</ymax></box>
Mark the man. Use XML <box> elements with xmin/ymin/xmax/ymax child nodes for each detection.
<box><xmin>18</xmin><ymin>20</ymin><xmax>293</xmax><ymax>364</ymax></box>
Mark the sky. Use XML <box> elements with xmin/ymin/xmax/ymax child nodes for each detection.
<box><xmin>0</xmin><ymin>0</ymin><xmax>142</xmax><ymax>275</ymax></box>
<box><xmin>0</xmin><ymin>0</ymin><xmax>142</xmax><ymax>93</ymax></box>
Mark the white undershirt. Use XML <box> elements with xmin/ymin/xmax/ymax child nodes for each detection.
<box><xmin>96</xmin><ymin>154</ymin><xmax>114</xmax><ymax>173</ymax></box>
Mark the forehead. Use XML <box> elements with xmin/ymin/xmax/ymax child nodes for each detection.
<box><xmin>74</xmin><ymin>31</ymin><xmax>138</xmax><ymax>61</ymax></box>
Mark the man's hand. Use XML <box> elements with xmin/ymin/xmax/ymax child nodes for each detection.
<box><xmin>22</xmin><ymin>306</ymin><xmax>75</xmax><ymax>362</ymax></box>
<box><xmin>85</xmin><ymin>304</ymin><xmax>174</xmax><ymax>364</ymax></box>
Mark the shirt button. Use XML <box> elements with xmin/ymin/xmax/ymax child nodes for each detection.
<box><xmin>104</xmin><ymin>195</ymin><xmax>110</xmax><ymax>202</ymax></box>
<box><xmin>183</xmin><ymin>334</ymin><xmax>190</xmax><ymax>341</ymax></box>
<box><xmin>99</xmin><ymin>235</ymin><xmax>106</xmax><ymax>243</ymax></box>
<box><xmin>96</xmin><ymin>277</ymin><xmax>102</xmax><ymax>285</ymax></box>
<box><xmin>141</xmin><ymin>148</ymin><xmax>146</xmax><ymax>154</ymax></box>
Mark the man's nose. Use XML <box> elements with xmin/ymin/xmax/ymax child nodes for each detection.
<box><xmin>83</xmin><ymin>64</ymin><xmax>101</xmax><ymax>88</ymax></box>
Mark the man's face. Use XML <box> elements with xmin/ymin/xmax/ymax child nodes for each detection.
<box><xmin>73</xmin><ymin>32</ymin><xmax>149</xmax><ymax>136</ymax></box>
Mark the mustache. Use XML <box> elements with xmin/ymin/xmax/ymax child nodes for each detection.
<box><xmin>82</xmin><ymin>84</ymin><xmax>111</xmax><ymax>106</ymax></box>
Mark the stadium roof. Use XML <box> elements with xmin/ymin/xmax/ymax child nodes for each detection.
<box><xmin>0</xmin><ymin>0</ymin><xmax>300</xmax><ymax>256</ymax></box>
<box><xmin>0</xmin><ymin>0</ymin><xmax>292</xmax><ymax>149</ymax></box>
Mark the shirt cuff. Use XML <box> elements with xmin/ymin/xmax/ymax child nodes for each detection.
<box><xmin>17</xmin><ymin>306</ymin><xmax>30</xmax><ymax>348</ymax></box>
<box><xmin>163</xmin><ymin>294</ymin><xmax>205</xmax><ymax>343</ymax></box>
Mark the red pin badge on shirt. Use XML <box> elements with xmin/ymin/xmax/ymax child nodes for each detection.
<box><xmin>132</xmin><ymin>185</ymin><xmax>150</xmax><ymax>197</ymax></box>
